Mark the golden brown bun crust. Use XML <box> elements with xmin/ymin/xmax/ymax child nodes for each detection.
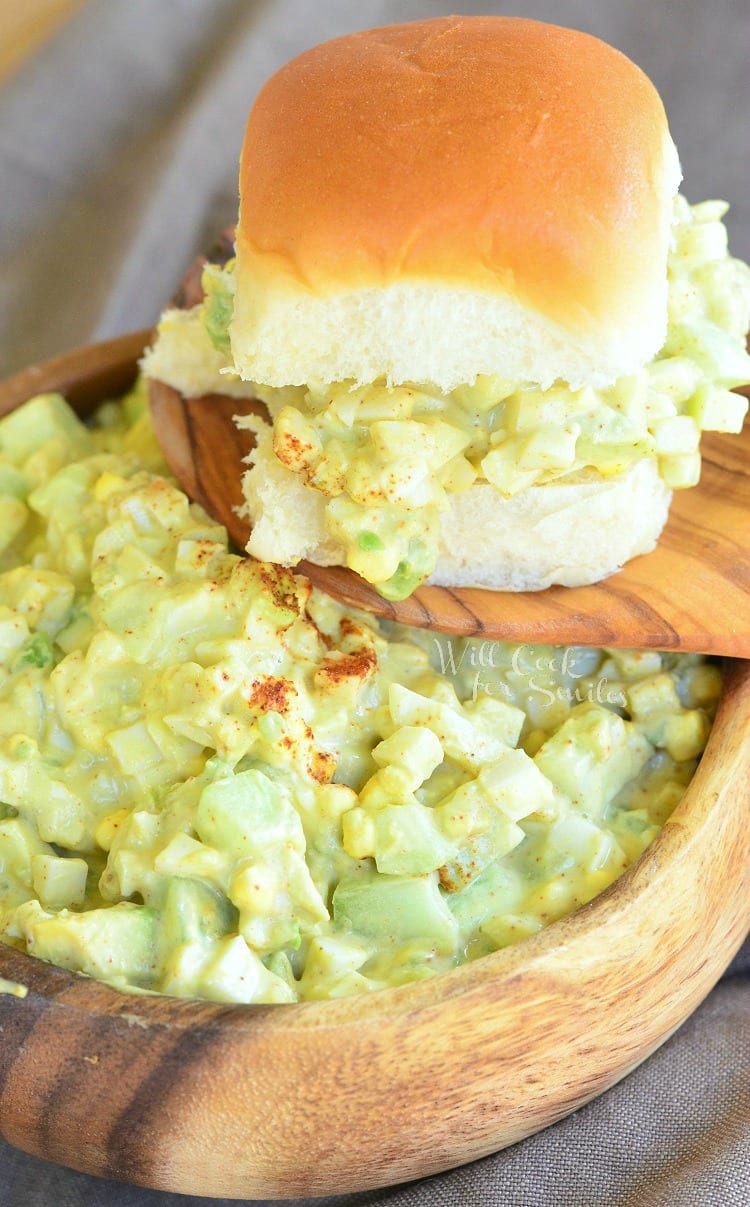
<box><xmin>238</xmin><ymin>15</ymin><xmax>677</xmax><ymax>336</ymax></box>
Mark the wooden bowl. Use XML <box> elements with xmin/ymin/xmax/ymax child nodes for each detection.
<box><xmin>0</xmin><ymin>335</ymin><xmax>749</xmax><ymax>1200</ymax></box>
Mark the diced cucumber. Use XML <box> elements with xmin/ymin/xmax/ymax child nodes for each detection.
<box><xmin>534</xmin><ymin>705</ymin><xmax>653</xmax><ymax>818</ymax></box>
<box><xmin>0</xmin><ymin>499</ymin><xmax>27</xmax><ymax>552</ymax></box>
<box><xmin>0</xmin><ymin>394</ymin><xmax>91</xmax><ymax>464</ymax></box>
<box><xmin>333</xmin><ymin>871</ymin><xmax>458</xmax><ymax>956</ymax></box>
<box><xmin>688</xmin><ymin>384</ymin><xmax>748</xmax><ymax>433</ymax></box>
<box><xmin>651</xmin><ymin>416</ymin><xmax>700</xmax><ymax>456</ymax></box>
<box><xmin>658</xmin><ymin>451</ymin><xmax>701</xmax><ymax>488</ymax></box>
<box><xmin>363</xmin><ymin>802</ymin><xmax>454</xmax><ymax>876</ymax></box>
<box><xmin>196</xmin><ymin>769</ymin><xmax>302</xmax><ymax>856</ymax></box>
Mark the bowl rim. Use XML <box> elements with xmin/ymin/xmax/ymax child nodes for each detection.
<box><xmin>0</xmin><ymin>332</ymin><xmax>748</xmax><ymax>1034</ymax></box>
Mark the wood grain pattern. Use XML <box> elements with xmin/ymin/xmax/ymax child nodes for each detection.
<box><xmin>0</xmin><ymin>330</ymin><xmax>150</xmax><ymax>419</ymax></box>
<box><xmin>149</xmin><ymin>376</ymin><xmax>750</xmax><ymax>657</ymax></box>
<box><xmin>0</xmin><ymin>335</ymin><xmax>748</xmax><ymax>1196</ymax></box>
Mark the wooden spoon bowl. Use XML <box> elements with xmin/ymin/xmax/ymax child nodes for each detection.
<box><xmin>0</xmin><ymin>336</ymin><xmax>748</xmax><ymax>1198</ymax></box>
<box><xmin>148</xmin><ymin>231</ymin><xmax>750</xmax><ymax>656</ymax></box>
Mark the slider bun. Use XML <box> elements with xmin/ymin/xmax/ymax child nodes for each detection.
<box><xmin>242</xmin><ymin>420</ymin><xmax>672</xmax><ymax>592</ymax></box>
<box><xmin>232</xmin><ymin>16</ymin><xmax>681</xmax><ymax>392</ymax></box>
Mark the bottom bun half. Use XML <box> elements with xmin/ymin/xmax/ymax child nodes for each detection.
<box><xmin>240</xmin><ymin>419</ymin><xmax>672</xmax><ymax>593</ymax></box>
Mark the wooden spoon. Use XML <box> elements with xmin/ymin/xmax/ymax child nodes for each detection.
<box><xmin>149</xmin><ymin>376</ymin><xmax>750</xmax><ymax>656</ymax></box>
<box><xmin>148</xmin><ymin>230</ymin><xmax>750</xmax><ymax>656</ymax></box>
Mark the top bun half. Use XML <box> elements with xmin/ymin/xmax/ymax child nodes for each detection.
<box><xmin>232</xmin><ymin>16</ymin><xmax>681</xmax><ymax>391</ymax></box>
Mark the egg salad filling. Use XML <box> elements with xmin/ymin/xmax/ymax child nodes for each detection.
<box><xmin>189</xmin><ymin>196</ymin><xmax>750</xmax><ymax>600</ymax></box>
<box><xmin>0</xmin><ymin>384</ymin><xmax>721</xmax><ymax>1003</ymax></box>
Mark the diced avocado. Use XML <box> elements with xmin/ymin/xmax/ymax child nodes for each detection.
<box><xmin>610</xmin><ymin>809</ymin><xmax>659</xmax><ymax>863</ymax></box>
<box><xmin>264</xmin><ymin>949</ymin><xmax>297</xmax><ymax>990</ymax></box>
<box><xmin>333</xmin><ymin>871</ymin><xmax>458</xmax><ymax>956</ymax></box>
<box><xmin>160</xmin><ymin>877</ymin><xmax>235</xmax><ymax>950</ymax></box>
<box><xmin>447</xmin><ymin>860</ymin><xmax>523</xmax><ymax>933</ymax></box>
<box><xmin>13</xmin><ymin>631</ymin><xmax>54</xmax><ymax>670</ymax></box>
<box><xmin>18</xmin><ymin>899</ymin><xmax>157</xmax><ymax>984</ymax></box>
<box><xmin>201</xmin><ymin>262</ymin><xmax>235</xmax><ymax>357</ymax></box>
<box><xmin>358</xmin><ymin>531</ymin><xmax>384</xmax><ymax>554</ymax></box>
<box><xmin>575</xmin><ymin>435</ymin><xmax>655</xmax><ymax>476</ymax></box>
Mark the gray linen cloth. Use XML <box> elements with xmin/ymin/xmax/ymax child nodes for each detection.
<box><xmin>0</xmin><ymin>1</ymin><xmax>748</xmax><ymax>1203</ymax></box>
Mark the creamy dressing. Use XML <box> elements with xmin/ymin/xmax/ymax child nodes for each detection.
<box><xmin>0</xmin><ymin>385</ymin><xmax>720</xmax><ymax>1002</ymax></box>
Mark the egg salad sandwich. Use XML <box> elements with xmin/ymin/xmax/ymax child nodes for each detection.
<box><xmin>143</xmin><ymin>15</ymin><xmax>750</xmax><ymax>601</ymax></box>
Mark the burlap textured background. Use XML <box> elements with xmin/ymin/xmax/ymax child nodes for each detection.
<box><xmin>0</xmin><ymin>2</ymin><xmax>747</xmax><ymax>1203</ymax></box>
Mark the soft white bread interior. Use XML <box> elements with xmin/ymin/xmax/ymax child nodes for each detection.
<box><xmin>239</xmin><ymin>418</ymin><xmax>672</xmax><ymax>591</ymax></box>
<box><xmin>140</xmin><ymin>309</ymin><xmax>258</xmax><ymax>401</ymax></box>
<box><xmin>232</xmin><ymin>16</ymin><xmax>681</xmax><ymax>391</ymax></box>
